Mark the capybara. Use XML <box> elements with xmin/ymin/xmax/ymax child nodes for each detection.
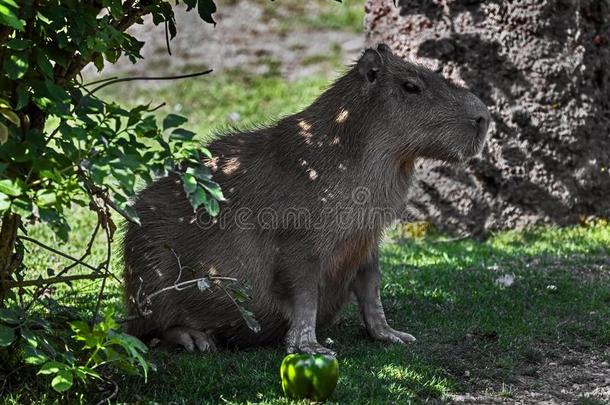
<box><xmin>123</xmin><ymin>44</ymin><xmax>490</xmax><ymax>354</ymax></box>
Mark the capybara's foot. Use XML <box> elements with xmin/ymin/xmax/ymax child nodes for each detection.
<box><xmin>162</xmin><ymin>326</ymin><xmax>216</xmax><ymax>352</ymax></box>
<box><xmin>369</xmin><ymin>326</ymin><xmax>416</xmax><ymax>345</ymax></box>
<box><xmin>285</xmin><ymin>319</ymin><xmax>336</xmax><ymax>356</ymax></box>
<box><xmin>287</xmin><ymin>340</ymin><xmax>336</xmax><ymax>356</ymax></box>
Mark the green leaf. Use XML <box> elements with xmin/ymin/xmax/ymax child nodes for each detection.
<box><xmin>237</xmin><ymin>306</ymin><xmax>261</xmax><ymax>333</ymax></box>
<box><xmin>197</xmin><ymin>0</ymin><xmax>217</xmax><ymax>25</ymax></box>
<box><xmin>20</xmin><ymin>327</ymin><xmax>37</xmax><ymax>347</ymax></box>
<box><xmin>15</xmin><ymin>84</ymin><xmax>29</xmax><ymax>110</ymax></box>
<box><xmin>0</xmin><ymin>324</ymin><xmax>15</xmax><ymax>347</ymax></box>
<box><xmin>35</xmin><ymin>49</ymin><xmax>54</xmax><ymax>78</ymax></box>
<box><xmin>0</xmin><ymin>308</ymin><xmax>21</xmax><ymax>324</ymax></box>
<box><xmin>38</xmin><ymin>361</ymin><xmax>68</xmax><ymax>375</ymax></box>
<box><xmin>3</xmin><ymin>51</ymin><xmax>28</xmax><ymax>79</ymax></box>
<box><xmin>203</xmin><ymin>196</ymin><xmax>219</xmax><ymax>216</ymax></box>
<box><xmin>0</xmin><ymin>122</ymin><xmax>7</xmax><ymax>145</ymax></box>
<box><xmin>187</xmin><ymin>165</ymin><xmax>212</xmax><ymax>181</ymax></box>
<box><xmin>170</xmin><ymin>128</ymin><xmax>196</xmax><ymax>141</ymax></box>
<box><xmin>200</xmin><ymin>147</ymin><xmax>213</xmax><ymax>159</ymax></box>
<box><xmin>73</xmin><ymin>366</ymin><xmax>101</xmax><ymax>381</ymax></box>
<box><xmin>0</xmin><ymin>108</ymin><xmax>20</xmax><ymax>126</ymax></box>
<box><xmin>104</xmin><ymin>0</ymin><xmax>123</xmax><ymax>20</ymax></box>
<box><xmin>36</xmin><ymin>190</ymin><xmax>57</xmax><ymax>206</ymax></box>
<box><xmin>51</xmin><ymin>369</ymin><xmax>73</xmax><ymax>392</ymax></box>
<box><xmin>181</xmin><ymin>173</ymin><xmax>197</xmax><ymax>195</ymax></box>
<box><xmin>23</xmin><ymin>351</ymin><xmax>48</xmax><ymax>365</ymax></box>
<box><xmin>188</xmin><ymin>185</ymin><xmax>208</xmax><ymax>211</ymax></box>
<box><xmin>45</xmin><ymin>80</ymin><xmax>70</xmax><ymax>103</ymax></box>
<box><xmin>5</xmin><ymin>38</ymin><xmax>32</xmax><ymax>50</ymax></box>
<box><xmin>0</xmin><ymin>0</ymin><xmax>24</xmax><ymax>30</ymax></box>
<box><xmin>113</xmin><ymin>194</ymin><xmax>141</xmax><ymax>225</ymax></box>
<box><xmin>0</xmin><ymin>193</ymin><xmax>9</xmax><ymax>211</ymax></box>
<box><xmin>202</xmin><ymin>179</ymin><xmax>225</xmax><ymax>201</ymax></box>
<box><xmin>163</xmin><ymin>113</ymin><xmax>188</xmax><ymax>130</ymax></box>
<box><xmin>93</xmin><ymin>53</ymin><xmax>104</xmax><ymax>71</ymax></box>
<box><xmin>0</xmin><ymin>179</ymin><xmax>22</xmax><ymax>196</ymax></box>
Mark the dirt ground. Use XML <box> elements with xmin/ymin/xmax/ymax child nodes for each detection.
<box><xmin>365</xmin><ymin>0</ymin><xmax>610</xmax><ymax>236</ymax></box>
<box><xmin>85</xmin><ymin>1</ymin><xmax>363</xmax><ymax>82</ymax></box>
<box><xmin>447</xmin><ymin>345</ymin><xmax>610</xmax><ymax>404</ymax></box>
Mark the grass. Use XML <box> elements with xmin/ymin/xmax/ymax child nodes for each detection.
<box><xmin>8</xmin><ymin>209</ymin><xmax>610</xmax><ymax>403</ymax></box>
<box><xmin>258</xmin><ymin>0</ymin><xmax>366</xmax><ymax>34</ymax></box>
<box><xmin>100</xmin><ymin>66</ymin><xmax>335</xmax><ymax>143</ymax></box>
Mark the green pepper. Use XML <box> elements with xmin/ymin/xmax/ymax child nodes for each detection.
<box><xmin>280</xmin><ymin>353</ymin><xmax>339</xmax><ymax>401</ymax></box>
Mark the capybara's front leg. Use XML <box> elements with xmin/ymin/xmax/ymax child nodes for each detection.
<box><xmin>283</xmin><ymin>259</ymin><xmax>335</xmax><ymax>355</ymax></box>
<box><xmin>352</xmin><ymin>248</ymin><xmax>416</xmax><ymax>344</ymax></box>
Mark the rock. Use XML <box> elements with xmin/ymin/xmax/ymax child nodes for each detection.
<box><xmin>365</xmin><ymin>0</ymin><xmax>610</xmax><ymax>235</ymax></box>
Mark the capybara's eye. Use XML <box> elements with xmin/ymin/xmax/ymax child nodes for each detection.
<box><xmin>402</xmin><ymin>80</ymin><xmax>421</xmax><ymax>94</ymax></box>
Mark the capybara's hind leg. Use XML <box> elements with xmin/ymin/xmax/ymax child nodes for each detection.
<box><xmin>162</xmin><ymin>327</ymin><xmax>216</xmax><ymax>352</ymax></box>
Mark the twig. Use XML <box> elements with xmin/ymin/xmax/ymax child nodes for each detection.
<box><xmin>7</xmin><ymin>273</ymin><xmax>107</xmax><ymax>288</ymax></box>
<box><xmin>17</xmin><ymin>236</ymin><xmax>101</xmax><ymax>274</ymax></box>
<box><xmin>63</xmin><ymin>220</ymin><xmax>101</xmax><ymax>274</ymax></box>
<box><xmin>82</xmin><ymin>76</ymin><xmax>119</xmax><ymax>87</ymax></box>
<box><xmin>124</xmin><ymin>248</ymin><xmax>237</xmax><ymax>322</ymax></box>
<box><xmin>88</xmin><ymin>69</ymin><xmax>213</xmax><ymax>94</ymax></box>
<box><xmin>91</xmin><ymin>214</ymin><xmax>113</xmax><ymax>325</ymax></box>
<box><xmin>77</xmin><ymin>167</ymin><xmax>137</xmax><ymax>225</ymax></box>
<box><xmin>164</xmin><ymin>20</ymin><xmax>172</xmax><ymax>56</ymax></box>
<box><xmin>95</xmin><ymin>378</ymin><xmax>118</xmax><ymax>405</ymax></box>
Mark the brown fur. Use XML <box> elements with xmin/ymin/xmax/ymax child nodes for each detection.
<box><xmin>122</xmin><ymin>44</ymin><xmax>490</xmax><ymax>354</ymax></box>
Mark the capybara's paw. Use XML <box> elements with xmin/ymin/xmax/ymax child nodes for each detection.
<box><xmin>370</xmin><ymin>326</ymin><xmax>416</xmax><ymax>345</ymax></box>
<box><xmin>287</xmin><ymin>341</ymin><xmax>336</xmax><ymax>356</ymax></box>
<box><xmin>162</xmin><ymin>326</ymin><xmax>216</xmax><ymax>353</ymax></box>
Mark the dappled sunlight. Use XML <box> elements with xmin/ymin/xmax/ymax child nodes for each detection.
<box><xmin>375</xmin><ymin>364</ymin><xmax>449</xmax><ymax>399</ymax></box>
<box><xmin>221</xmin><ymin>157</ymin><xmax>241</xmax><ymax>175</ymax></box>
<box><xmin>307</xmin><ymin>168</ymin><xmax>318</xmax><ymax>181</ymax></box>
<box><xmin>298</xmin><ymin>119</ymin><xmax>314</xmax><ymax>145</ymax></box>
<box><xmin>334</xmin><ymin>108</ymin><xmax>349</xmax><ymax>124</ymax></box>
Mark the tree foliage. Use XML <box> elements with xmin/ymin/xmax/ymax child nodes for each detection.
<box><xmin>0</xmin><ymin>0</ymin><xmax>227</xmax><ymax>397</ymax></box>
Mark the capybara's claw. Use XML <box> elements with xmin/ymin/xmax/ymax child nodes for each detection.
<box><xmin>370</xmin><ymin>326</ymin><xmax>416</xmax><ymax>345</ymax></box>
<box><xmin>162</xmin><ymin>327</ymin><xmax>216</xmax><ymax>352</ymax></box>
<box><xmin>287</xmin><ymin>341</ymin><xmax>336</xmax><ymax>356</ymax></box>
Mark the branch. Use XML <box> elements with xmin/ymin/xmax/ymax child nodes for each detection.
<box><xmin>125</xmin><ymin>247</ymin><xmax>237</xmax><ymax>322</ymax></box>
<box><xmin>76</xmin><ymin>167</ymin><xmax>136</xmax><ymax>225</ymax></box>
<box><xmin>91</xmin><ymin>211</ymin><xmax>113</xmax><ymax>324</ymax></box>
<box><xmin>7</xmin><ymin>273</ymin><xmax>107</xmax><ymax>288</ymax></box>
<box><xmin>87</xmin><ymin>69</ymin><xmax>214</xmax><ymax>94</ymax></box>
<box><xmin>17</xmin><ymin>235</ymin><xmax>101</xmax><ymax>274</ymax></box>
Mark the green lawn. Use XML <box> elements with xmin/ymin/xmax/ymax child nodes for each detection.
<box><xmin>116</xmin><ymin>222</ymin><xmax>610</xmax><ymax>403</ymax></box>
<box><xmin>7</xmin><ymin>206</ymin><xmax>610</xmax><ymax>403</ymax></box>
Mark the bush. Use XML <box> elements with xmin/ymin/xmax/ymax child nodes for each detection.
<box><xmin>0</xmin><ymin>0</ymin><xmax>223</xmax><ymax>397</ymax></box>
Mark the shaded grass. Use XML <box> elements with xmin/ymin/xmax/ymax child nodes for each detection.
<box><xmin>11</xmin><ymin>217</ymin><xmax>608</xmax><ymax>403</ymax></box>
<box><xmin>110</xmin><ymin>222</ymin><xmax>608</xmax><ymax>404</ymax></box>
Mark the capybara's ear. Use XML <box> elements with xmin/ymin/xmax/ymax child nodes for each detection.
<box><xmin>358</xmin><ymin>48</ymin><xmax>383</xmax><ymax>83</ymax></box>
<box><xmin>376</xmin><ymin>43</ymin><xmax>392</xmax><ymax>55</ymax></box>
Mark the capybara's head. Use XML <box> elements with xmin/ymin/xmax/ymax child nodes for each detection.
<box><xmin>353</xmin><ymin>44</ymin><xmax>490</xmax><ymax>164</ymax></box>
